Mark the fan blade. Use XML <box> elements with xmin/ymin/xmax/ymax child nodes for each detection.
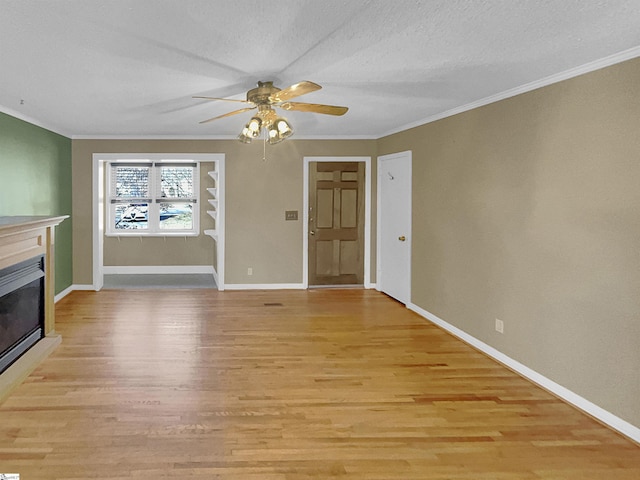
<box><xmin>193</xmin><ymin>96</ymin><xmax>253</xmax><ymax>104</ymax></box>
<box><xmin>199</xmin><ymin>107</ymin><xmax>256</xmax><ymax>124</ymax></box>
<box><xmin>270</xmin><ymin>81</ymin><xmax>321</xmax><ymax>102</ymax></box>
<box><xmin>279</xmin><ymin>102</ymin><xmax>348</xmax><ymax>116</ymax></box>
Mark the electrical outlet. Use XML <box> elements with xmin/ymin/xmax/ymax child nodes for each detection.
<box><xmin>247</xmin><ymin>267</ymin><xmax>253</xmax><ymax>276</ymax></box>
<box><xmin>495</xmin><ymin>318</ymin><xmax>504</xmax><ymax>334</ymax></box>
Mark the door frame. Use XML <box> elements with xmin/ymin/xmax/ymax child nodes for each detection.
<box><xmin>376</xmin><ymin>150</ymin><xmax>412</xmax><ymax>304</ymax></box>
<box><xmin>303</xmin><ymin>156</ymin><xmax>372</xmax><ymax>289</ymax></box>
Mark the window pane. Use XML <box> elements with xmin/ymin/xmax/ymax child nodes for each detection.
<box><xmin>114</xmin><ymin>204</ymin><xmax>149</xmax><ymax>230</ymax></box>
<box><xmin>160</xmin><ymin>167</ymin><xmax>194</xmax><ymax>198</ymax></box>
<box><xmin>115</xmin><ymin>167</ymin><xmax>149</xmax><ymax>198</ymax></box>
<box><xmin>158</xmin><ymin>203</ymin><xmax>193</xmax><ymax>230</ymax></box>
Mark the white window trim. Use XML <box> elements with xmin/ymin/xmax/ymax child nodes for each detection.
<box><xmin>105</xmin><ymin>155</ymin><xmax>201</xmax><ymax>237</ymax></box>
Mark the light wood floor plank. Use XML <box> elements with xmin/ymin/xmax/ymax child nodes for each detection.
<box><xmin>0</xmin><ymin>289</ymin><xmax>638</xmax><ymax>478</ymax></box>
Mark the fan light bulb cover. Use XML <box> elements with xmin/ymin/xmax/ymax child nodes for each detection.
<box><xmin>267</xmin><ymin>118</ymin><xmax>293</xmax><ymax>145</ymax></box>
<box><xmin>247</xmin><ymin>117</ymin><xmax>262</xmax><ymax>137</ymax></box>
<box><xmin>277</xmin><ymin>119</ymin><xmax>291</xmax><ymax>134</ymax></box>
<box><xmin>237</xmin><ymin>131</ymin><xmax>253</xmax><ymax>143</ymax></box>
<box><xmin>267</xmin><ymin>124</ymin><xmax>280</xmax><ymax>144</ymax></box>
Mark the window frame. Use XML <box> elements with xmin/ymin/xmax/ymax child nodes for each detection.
<box><xmin>106</xmin><ymin>158</ymin><xmax>200</xmax><ymax>237</ymax></box>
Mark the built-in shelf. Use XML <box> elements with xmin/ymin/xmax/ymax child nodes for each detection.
<box><xmin>204</xmin><ymin>162</ymin><xmax>223</xmax><ymax>288</ymax></box>
<box><xmin>205</xmin><ymin>171</ymin><xmax>218</xmax><ymax>242</ymax></box>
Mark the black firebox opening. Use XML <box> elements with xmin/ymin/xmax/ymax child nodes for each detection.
<box><xmin>0</xmin><ymin>255</ymin><xmax>45</xmax><ymax>374</ymax></box>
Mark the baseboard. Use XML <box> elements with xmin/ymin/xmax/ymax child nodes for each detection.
<box><xmin>56</xmin><ymin>273</ymin><xmax>219</xmax><ymax>300</ymax></box>
<box><xmin>407</xmin><ymin>302</ymin><xmax>640</xmax><ymax>444</ymax></box>
<box><xmin>54</xmin><ymin>285</ymin><xmax>74</xmax><ymax>303</ymax></box>
<box><xmin>54</xmin><ymin>284</ymin><xmax>95</xmax><ymax>302</ymax></box>
<box><xmin>103</xmin><ymin>265</ymin><xmax>215</xmax><ymax>275</ymax></box>
<box><xmin>224</xmin><ymin>283</ymin><xmax>306</xmax><ymax>290</ymax></box>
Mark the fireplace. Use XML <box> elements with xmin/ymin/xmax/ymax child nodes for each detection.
<box><xmin>0</xmin><ymin>215</ymin><xmax>67</xmax><ymax>403</ymax></box>
<box><xmin>0</xmin><ymin>255</ymin><xmax>45</xmax><ymax>374</ymax></box>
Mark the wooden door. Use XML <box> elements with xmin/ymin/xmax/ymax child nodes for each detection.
<box><xmin>308</xmin><ymin>162</ymin><xmax>365</xmax><ymax>286</ymax></box>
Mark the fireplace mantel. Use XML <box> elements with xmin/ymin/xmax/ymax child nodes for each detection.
<box><xmin>0</xmin><ymin>215</ymin><xmax>68</xmax><ymax>403</ymax></box>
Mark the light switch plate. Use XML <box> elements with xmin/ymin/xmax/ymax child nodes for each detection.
<box><xmin>285</xmin><ymin>210</ymin><xmax>298</xmax><ymax>221</ymax></box>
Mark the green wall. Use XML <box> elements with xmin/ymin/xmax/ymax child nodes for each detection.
<box><xmin>0</xmin><ymin>112</ymin><xmax>72</xmax><ymax>294</ymax></box>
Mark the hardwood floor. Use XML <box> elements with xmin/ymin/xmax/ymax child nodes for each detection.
<box><xmin>1</xmin><ymin>289</ymin><xmax>638</xmax><ymax>479</ymax></box>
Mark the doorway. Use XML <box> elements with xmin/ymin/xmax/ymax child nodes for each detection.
<box><xmin>303</xmin><ymin>157</ymin><xmax>372</xmax><ymax>289</ymax></box>
<box><xmin>377</xmin><ymin>151</ymin><xmax>412</xmax><ymax>304</ymax></box>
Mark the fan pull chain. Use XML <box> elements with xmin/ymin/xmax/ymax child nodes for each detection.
<box><xmin>262</xmin><ymin>131</ymin><xmax>267</xmax><ymax>161</ymax></box>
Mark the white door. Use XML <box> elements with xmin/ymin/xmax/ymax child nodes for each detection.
<box><xmin>377</xmin><ymin>151</ymin><xmax>412</xmax><ymax>304</ymax></box>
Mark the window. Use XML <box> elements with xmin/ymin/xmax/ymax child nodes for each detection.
<box><xmin>107</xmin><ymin>161</ymin><xmax>199</xmax><ymax>235</ymax></box>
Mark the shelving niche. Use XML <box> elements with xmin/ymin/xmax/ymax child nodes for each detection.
<box><xmin>204</xmin><ymin>170</ymin><xmax>218</xmax><ymax>240</ymax></box>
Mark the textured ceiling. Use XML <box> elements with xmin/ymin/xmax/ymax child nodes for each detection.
<box><xmin>1</xmin><ymin>0</ymin><xmax>639</xmax><ymax>139</ymax></box>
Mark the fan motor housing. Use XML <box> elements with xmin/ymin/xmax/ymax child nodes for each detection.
<box><xmin>247</xmin><ymin>81</ymin><xmax>281</xmax><ymax>105</ymax></box>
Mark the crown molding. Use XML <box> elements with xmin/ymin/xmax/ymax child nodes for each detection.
<box><xmin>0</xmin><ymin>106</ymin><xmax>71</xmax><ymax>138</ymax></box>
<box><xmin>380</xmin><ymin>44</ymin><xmax>640</xmax><ymax>138</ymax></box>
<box><xmin>71</xmin><ymin>134</ymin><xmax>377</xmax><ymax>141</ymax></box>
<box><xmin>71</xmin><ymin>134</ymin><xmax>237</xmax><ymax>140</ymax></box>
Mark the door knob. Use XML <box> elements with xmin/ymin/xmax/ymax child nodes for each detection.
<box><xmin>310</xmin><ymin>230</ymin><xmax>316</xmax><ymax>236</ymax></box>
<box><xmin>398</xmin><ymin>235</ymin><xmax>406</xmax><ymax>241</ymax></box>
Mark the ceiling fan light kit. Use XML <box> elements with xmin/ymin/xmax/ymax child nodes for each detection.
<box><xmin>238</xmin><ymin>116</ymin><xmax>262</xmax><ymax>143</ymax></box>
<box><xmin>268</xmin><ymin>118</ymin><xmax>293</xmax><ymax>144</ymax></box>
<box><xmin>195</xmin><ymin>81</ymin><xmax>347</xmax><ymax>145</ymax></box>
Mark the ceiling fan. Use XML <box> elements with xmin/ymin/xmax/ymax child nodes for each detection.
<box><xmin>194</xmin><ymin>80</ymin><xmax>348</xmax><ymax>144</ymax></box>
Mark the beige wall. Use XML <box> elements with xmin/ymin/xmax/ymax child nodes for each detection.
<box><xmin>71</xmin><ymin>139</ymin><xmax>376</xmax><ymax>286</ymax></box>
<box><xmin>378</xmin><ymin>57</ymin><xmax>640</xmax><ymax>427</ymax></box>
